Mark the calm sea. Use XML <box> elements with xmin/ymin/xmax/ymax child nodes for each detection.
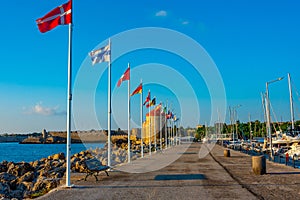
<box><xmin>0</xmin><ymin>143</ymin><xmax>105</xmax><ymax>163</ymax></box>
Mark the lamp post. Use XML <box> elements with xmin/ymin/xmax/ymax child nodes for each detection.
<box><xmin>265</xmin><ymin>77</ymin><xmax>284</xmax><ymax>160</ymax></box>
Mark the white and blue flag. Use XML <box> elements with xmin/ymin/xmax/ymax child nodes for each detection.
<box><xmin>89</xmin><ymin>44</ymin><xmax>110</xmax><ymax>65</ymax></box>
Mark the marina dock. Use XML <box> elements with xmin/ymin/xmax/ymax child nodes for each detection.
<box><xmin>40</xmin><ymin>143</ymin><xmax>300</xmax><ymax>200</ymax></box>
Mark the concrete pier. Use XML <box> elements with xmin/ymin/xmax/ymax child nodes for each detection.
<box><xmin>39</xmin><ymin>143</ymin><xmax>300</xmax><ymax>200</ymax></box>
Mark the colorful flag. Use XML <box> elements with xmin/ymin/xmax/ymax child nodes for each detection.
<box><xmin>89</xmin><ymin>44</ymin><xmax>110</xmax><ymax>65</ymax></box>
<box><xmin>146</xmin><ymin>98</ymin><xmax>156</xmax><ymax>108</ymax></box>
<box><xmin>131</xmin><ymin>83</ymin><xmax>142</xmax><ymax>96</ymax></box>
<box><xmin>151</xmin><ymin>98</ymin><xmax>156</xmax><ymax>106</ymax></box>
<box><xmin>143</xmin><ymin>91</ymin><xmax>150</xmax><ymax>105</ymax></box>
<box><xmin>117</xmin><ymin>67</ymin><xmax>130</xmax><ymax>87</ymax></box>
<box><xmin>166</xmin><ymin>110</ymin><xmax>172</xmax><ymax>119</ymax></box>
<box><xmin>156</xmin><ymin>103</ymin><xmax>161</xmax><ymax>110</ymax></box>
<box><xmin>163</xmin><ymin>106</ymin><xmax>167</xmax><ymax>114</ymax></box>
<box><xmin>174</xmin><ymin>116</ymin><xmax>179</xmax><ymax>122</ymax></box>
<box><xmin>36</xmin><ymin>0</ymin><xmax>72</xmax><ymax>33</ymax></box>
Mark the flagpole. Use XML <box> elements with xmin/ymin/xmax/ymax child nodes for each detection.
<box><xmin>149</xmin><ymin>95</ymin><xmax>151</xmax><ymax>156</ymax></box>
<box><xmin>107</xmin><ymin>39</ymin><xmax>111</xmax><ymax>167</ymax></box>
<box><xmin>171</xmin><ymin>118</ymin><xmax>174</xmax><ymax>146</ymax></box>
<box><xmin>164</xmin><ymin>103</ymin><xmax>167</xmax><ymax>149</ymax></box>
<box><xmin>165</xmin><ymin>100</ymin><xmax>168</xmax><ymax>149</ymax></box>
<box><xmin>127</xmin><ymin>63</ymin><xmax>131</xmax><ymax>163</ymax></box>
<box><xmin>174</xmin><ymin>116</ymin><xmax>176</xmax><ymax>146</ymax></box>
<box><xmin>170</xmin><ymin>105</ymin><xmax>173</xmax><ymax>146</ymax></box>
<box><xmin>66</xmin><ymin>7</ymin><xmax>73</xmax><ymax>187</ymax></box>
<box><xmin>154</xmin><ymin>104</ymin><xmax>157</xmax><ymax>153</ymax></box>
<box><xmin>170</xmin><ymin>118</ymin><xmax>172</xmax><ymax>146</ymax></box>
<box><xmin>175</xmin><ymin>117</ymin><xmax>177</xmax><ymax>145</ymax></box>
<box><xmin>140</xmin><ymin>80</ymin><xmax>144</xmax><ymax>158</ymax></box>
<box><xmin>160</xmin><ymin>103</ymin><xmax>162</xmax><ymax>151</ymax></box>
<box><xmin>173</xmin><ymin>119</ymin><xmax>175</xmax><ymax>146</ymax></box>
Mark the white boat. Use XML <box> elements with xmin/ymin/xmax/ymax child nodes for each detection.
<box><xmin>286</xmin><ymin>143</ymin><xmax>300</xmax><ymax>158</ymax></box>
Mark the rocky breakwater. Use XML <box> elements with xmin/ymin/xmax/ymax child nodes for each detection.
<box><xmin>0</xmin><ymin>143</ymin><xmax>140</xmax><ymax>199</ymax></box>
<box><xmin>0</xmin><ymin>153</ymin><xmax>65</xmax><ymax>199</ymax></box>
<box><xmin>71</xmin><ymin>143</ymin><xmax>139</xmax><ymax>173</ymax></box>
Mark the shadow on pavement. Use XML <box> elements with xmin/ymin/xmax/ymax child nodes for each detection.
<box><xmin>154</xmin><ymin>174</ymin><xmax>206</xmax><ymax>180</ymax></box>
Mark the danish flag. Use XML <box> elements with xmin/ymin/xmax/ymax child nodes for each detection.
<box><xmin>36</xmin><ymin>0</ymin><xmax>72</xmax><ymax>33</ymax></box>
<box><xmin>117</xmin><ymin>67</ymin><xmax>130</xmax><ymax>87</ymax></box>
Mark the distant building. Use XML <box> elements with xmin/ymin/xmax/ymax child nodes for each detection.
<box><xmin>196</xmin><ymin>124</ymin><xmax>203</xmax><ymax>129</ymax></box>
<box><xmin>42</xmin><ymin>129</ymin><xmax>47</xmax><ymax>140</ymax></box>
<box><xmin>142</xmin><ymin>105</ymin><xmax>166</xmax><ymax>145</ymax></box>
<box><xmin>186</xmin><ymin>129</ymin><xmax>196</xmax><ymax>137</ymax></box>
<box><xmin>131</xmin><ymin>128</ymin><xmax>141</xmax><ymax>138</ymax></box>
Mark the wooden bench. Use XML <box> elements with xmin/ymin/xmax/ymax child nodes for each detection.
<box><xmin>83</xmin><ymin>158</ymin><xmax>110</xmax><ymax>181</ymax></box>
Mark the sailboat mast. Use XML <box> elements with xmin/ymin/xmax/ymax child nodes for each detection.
<box><xmin>261</xmin><ymin>92</ymin><xmax>267</xmax><ymax>137</ymax></box>
<box><xmin>249</xmin><ymin>113</ymin><xmax>252</xmax><ymax>140</ymax></box>
<box><xmin>288</xmin><ymin>73</ymin><xmax>295</xmax><ymax>131</ymax></box>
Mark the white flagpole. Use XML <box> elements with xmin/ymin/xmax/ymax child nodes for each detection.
<box><xmin>140</xmin><ymin>80</ymin><xmax>144</xmax><ymax>158</ymax></box>
<box><xmin>172</xmin><ymin>119</ymin><xmax>174</xmax><ymax>146</ymax></box>
<box><xmin>169</xmin><ymin>104</ymin><xmax>172</xmax><ymax>146</ymax></box>
<box><xmin>174</xmin><ymin>118</ymin><xmax>176</xmax><ymax>145</ymax></box>
<box><xmin>107</xmin><ymin>39</ymin><xmax>111</xmax><ymax>167</ymax></box>
<box><xmin>175</xmin><ymin>118</ymin><xmax>177</xmax><ymax>145</ymax></box>
<box><xmin>154</xmin><ymin>103</ymin><xmax>157</xmax><ymax>153</ymax></box>
<box><xmin>149</xmin><ymin>98</ymin><xmax>151</xmax><ymax>156</ymax></box>
<box><xmin>66</xmin><ymin>4</ymin><xmax>73</xmax><ymax>187</ymax></box>
<box><xmin>160</xmin><ymin>103</ymin><xmax>162</xmax><ymax>150</ymax></box>
<box><xmin>127</xmin><ymin>63</ymin><xmax>131</xmax><ymax>163</ymax></box>
<box><xmin>170</xmin><ymin>119</ymin><xmax>172</xmax><ymax>146</ymax></box>
<box><xmin>164</xmin><ymin>104</ymin><xmax>167</xmax><ymax>149</ymax></box>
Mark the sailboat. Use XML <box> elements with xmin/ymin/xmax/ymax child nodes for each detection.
<box><xmin>273</xmin><ymin>73</ymin><xmax>300</xmax><ymax>158</ymax></box>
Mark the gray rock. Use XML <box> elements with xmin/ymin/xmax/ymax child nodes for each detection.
<box><xmin>0</xmin><ymin>161</ymin><xmax>8</xmax><ymax>173</ymax></box>
<box><xmin>0</xmin><ymin>182</ymin><xmax>10</xmax><ymax>197</ymax></box>
<box><xmin>17</xmin><ymin>171</ymin><xmax>35</xmax><ymax>183</ymax></box>
<box><xmin>0</xmin><ymin>172</ymin><xmax>16</xmax><ymax>183</ymax></box>
<box><xmin>7</xmin><ymin>162</ymin><xmax>34</xmax><ymax>177</ymax></box>
<box><xmin>50</xmin><ymin>153</ymin><xmax>65</xmax><ymax>160</ymax></box>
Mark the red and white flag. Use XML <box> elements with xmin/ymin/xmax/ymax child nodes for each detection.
<box><xmin>36</xmin><ymin>0</ymin><xmax>72</xmax><ymax>33</ymax></box>
<box><xmin>143</xmin><ymin>91</ymin><xmax>151</xmax><ymax>105</ymax></box>
<box><xmin>117</xmin><ymin>67</ymin><xmax>130</xmax><ymax>87</ymax></box>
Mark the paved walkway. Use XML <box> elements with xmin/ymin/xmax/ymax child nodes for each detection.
<box><xmin>39</xmin><ymin>143</ymin><xmax>300</xmax><ymax>200</ymax></box>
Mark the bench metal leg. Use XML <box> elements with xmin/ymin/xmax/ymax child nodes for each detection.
<box><xmin>84</xmin><ymin>173</ymin><xmax>89</xmax><ymax>181</ymax></box>
<box><xmin>84</xmin><ymin>170</ymin><xmax>109</xmax><ymax>181</ymax></box>
<box><xmin>94</xmin><ymin>174</ymin><xmax>99</xmax><ymax>181</ymax></box>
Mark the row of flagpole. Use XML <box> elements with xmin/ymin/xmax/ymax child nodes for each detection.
<box><xmin>36</xmin><ymin>0</ymin><xmax>179</xmax><ymax>188</ymax></box>
<box><xmin>93</xmin><ymin>56</ymin><xmax>180</xmax><ymax>164</ymax></box>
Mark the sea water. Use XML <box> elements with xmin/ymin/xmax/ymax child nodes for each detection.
<box><xmin>0</xmin><ymin>142</ymin><xmax>105</xmax><ymax>163</ymax></box>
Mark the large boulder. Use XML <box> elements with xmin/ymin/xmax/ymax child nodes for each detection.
<box><xmin>7</xmin><ymin>162</ymin><xmax>34</xmax><ymax>177</ymax></box>
<box><xmin>31</xmin><ymin>160</ymin><xmax>42</xmax><ymax>169</ymax></box>
<box><xmin>48</xmin><ymin>153</ymin><xmax>65</xmax><ymax>161</ymax></box>
<box><xmin>0</xmin><ymin>172</ymin><xmax>16</xmax><ymax>183</ymax></box>
<box><xmin>17</xmin><ymin>171</ymin><xmax>35</xmax><ymax>183</ymax></box>
<box><xmin>31</xmin><ymin>177</ymin><xmax>60</xmax><ymax>194</ymax></box>
<box><xmin>0</xmin><ymin>161</ymin><xmax>8</xmax><ymax>173</ymax></box>
<box><xmin>48</xmin><ymin>167</ymin><xmax>66</xmax><ymax>179</ymax></box>
<box><xmin>0</xmin><ymin>182</ymin><xmax>10</xmax><ymax>197</ymax></box>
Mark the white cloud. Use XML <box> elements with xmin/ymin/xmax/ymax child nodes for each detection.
<box><xmin>23</xmin><ymin>102</ymin><xmax>66</xmax><ymax>116</ymax></box>
<box><xmin>155</xmin><ymin>10</ymin><xmax>167</xmax><ymax>17</ymax></box>
<box><xmin>181</xmin><ymin>20</ymin><xmax>190</xmax><ymax>25</ymax></box>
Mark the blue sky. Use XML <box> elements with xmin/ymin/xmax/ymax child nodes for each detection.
<box><xmin>0</xmin><ymin>0</ymin><xmax>300</xmax><ymax>133</ymax></box>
